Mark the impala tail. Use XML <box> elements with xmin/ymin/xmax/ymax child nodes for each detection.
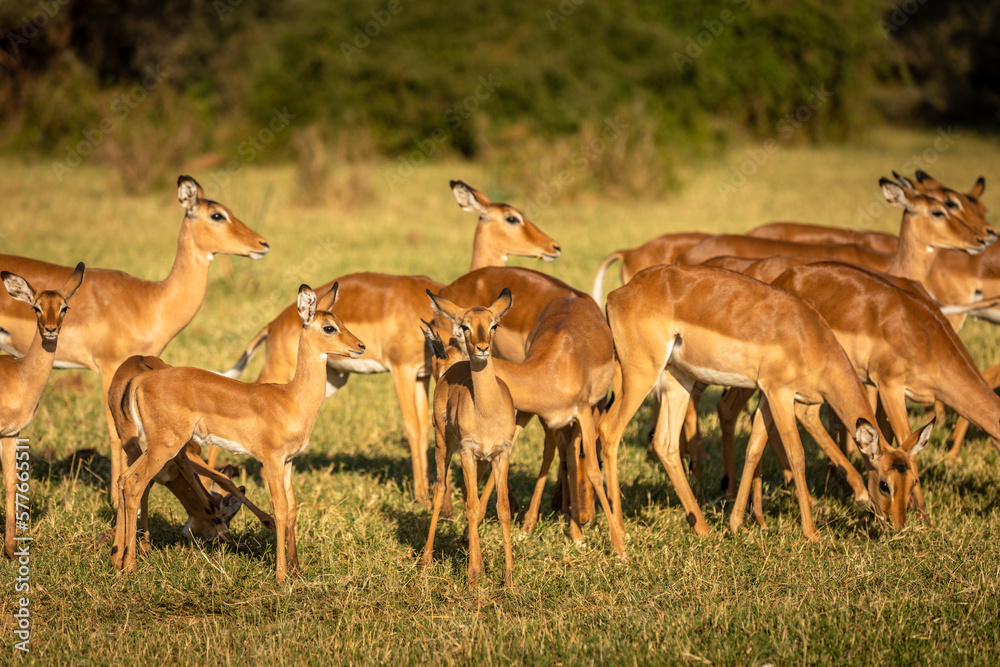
<box><xmin>223</xmin><ymin>325</ymin><xmax>269</xmax><ymax>379</ymax></box>
<box><xmin>592</xmin><ymin>251</ymin><xmax>624</xmax><ymax>303</ymax></box>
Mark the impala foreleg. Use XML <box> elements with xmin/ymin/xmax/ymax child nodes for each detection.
<box><xmin>2</xmin><ymin>437</ymin><xmax>16</xmax><ymax>559</ymax></box>
<box><xmin>731</xmin><ymin>397</ymin><xmax>773</xmax><ymax>534</ymax></box>
<box><xmin>795</xmin><ymin>403</ymin><xmax>869</xmax><ymax>506</ymax></box>
<box><xmin>493</xmin><ymin>452</ymin><xmax>515</xmax><ymax>588</ymax></box>
<box><xmin>461</xmin><ymin>448</ymin><xmax>484</xmax><ymax>588</ymax></box>
<box><xmin>522</xmin><ymin>424</ymin><xmax>558</xmax><ymax>533</ymax></box>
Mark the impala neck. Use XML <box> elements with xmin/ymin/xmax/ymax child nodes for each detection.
<box><xmin>469</xmin><ymin>226</ymin><xmax>505</xmax><ymax>271</ymax></box>
<box><xmin>468</xmin><ymin>354</ymin><xmax>505</xmax><ymax>409</ymax></box>
<box><xmin>6</xmin><ymin>331</ymin><xmax>56</xmax><ymax>430</ymax></box>
<box><xmin>886</xmin><ymin>211</ymin><xmax>939</xmax><ymax>281</ymax></box>
<box><xmin>284</xmin><ymin>332</ymin><xmax>330</xmax><ymax>422</ymax></box>
<box><xmin>156</xmin><ymin>220</ymin><xmax>213</xmax><ymax>339</ymax></box>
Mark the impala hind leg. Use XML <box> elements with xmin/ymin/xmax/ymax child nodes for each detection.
<box><xmin>650</xmin><ymin>373</ymin><xmax>708</xmax><ymax>537</ymax></box>
<box><xmin>597</xmin><ymin>360</ymin><xmax>662</xmax><ymax>537</ymax></box>
<box><xmin>421</xmin><ymin>428</ymin><xmax>454</xmax><ymax>569</ymax></box>
<box><xmin>731</xmin><ymin>397</ymin><xmax>773</xmax><ymax>534</ymax></box>
<box><xmin>392</xmin><ymin>368</ymin><xmax>431</xmax><ymax>505</ymax></box>
<box><xmin>522</xmin><ymin>425</ymin><xmax>558</xmax><ymax>532</ymax></box>
<box><xmin>718</xmin><ymin>387</ymin><xmax>756</xmax><ymax>499</ymax></box>
<box><xmin>119</xmin><ymin>443</ymin><xmax>182</xmax><ymax>572</ymax></box>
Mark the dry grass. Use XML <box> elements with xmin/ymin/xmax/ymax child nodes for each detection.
<box><xmin>2</xmin><ymin>127</ymin><xmax>1000</xmax><ymax>664</ymax></box>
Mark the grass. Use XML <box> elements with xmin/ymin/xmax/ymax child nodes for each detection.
<box><xmin>3</xmin><ymin>127</ymin><xmax>1000</xmax><ymax>664</ymax></box>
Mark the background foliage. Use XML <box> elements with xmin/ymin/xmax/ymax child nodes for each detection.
<box><xmin>2</xmin><ymin>1</ymin><xmax>997</xmax><ymax>194</ymax></box>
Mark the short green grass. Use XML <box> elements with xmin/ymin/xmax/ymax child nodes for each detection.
<box><xmin>3</xmin><ymin>128</ymin><xmax>1000</xmax><ymax>664</ymax></box>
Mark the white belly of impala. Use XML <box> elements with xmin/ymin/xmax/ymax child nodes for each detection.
<box><xmin>668</xmin><ymin>340</ymin><xmax>755</xmax><ymax>389</ymax></box>
<box><xmin>191</xmin><ymin>430</ymin><xmax>250</xmax><ymax>457</ymax></box>
<box><xmin>326</xmin><ymin>357</ymin><xmax>389</xmax><ymax>375</ymax></box>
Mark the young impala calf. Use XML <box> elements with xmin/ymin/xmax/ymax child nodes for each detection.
<box><xmin>1</xmin><ymin>263</ymin><xmax>84</xmax><ymax>558</ymax></box>
<box><xmin>107</xmin><ymin>355</ymin><xmax>275</xmax><ymax>552</ymax></box>
<box><xmin>420</xmin><ymin>289</ymin><xmax>518</xmax><ymax>588</ymax></box>
<box><xmin>112</xmin><ymin>284</ymin><xmax>365</xmax><ymax>582</ymax></box>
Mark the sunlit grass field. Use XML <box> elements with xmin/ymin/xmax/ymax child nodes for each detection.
<box><xmin>3</xmin><ymin>128</ymin><xmax>1000</xmax><ymax>664</ymax></box>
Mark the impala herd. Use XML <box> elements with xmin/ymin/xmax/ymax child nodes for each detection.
<box><xmin>1</xmin><ymin>171</ymin><xmax>998</xmax><ymax>587</ymax></box>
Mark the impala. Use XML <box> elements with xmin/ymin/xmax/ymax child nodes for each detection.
<box><xmin>221</xmin><ymin>180</ymin><xmax>560</xmax><ymax>505</ymax></box>
<box><xmin>112</xmin><ymin>283</ymin><xmax>365</xmax><ymax>581</ymax></box>
<box><xmin>597</xmin><ymin>265</ymin><xmax>927</xmax><ymax>540</ymax></box>
<box><xmin>676</xmin><ymin>178</ymin><xmax>996</xmax><ymax>280</ymax></box>
<box><xmin>1</xmin><ymin>263</ymin><xmax>84</xmax><ymax>558</ymax></box>
<box><xmin>108</xmin><ymin>355</ymin><xmax>275</xmax><ymax>552</ymax></box>
<box><xmin>715</xmin><ymin>261</ymin><xmax>1000</xmax><ymax>518</ymax></box>
<box><xmin>591</xmin><ymin>232</ymin><xmax>709</xmax><ymax>302</ymax></box>
<box><xmin>0</xmin><ymin>176</ymin><xmax>269</xmax><ymax>507</ymax></box>
<box><xmin>424</xmin><ymin>295</ymin><xmax>619</xmax><ymax>551</ymax></box>
<box><xmin>419</xmin><ymin>289</ymin><xmax>518</xmax><ymax>588</ymax></box>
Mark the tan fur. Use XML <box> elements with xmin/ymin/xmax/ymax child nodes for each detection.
<box><xmin>420</xmin><ymin>289</ymin><xmax>517</xmax><ymax>588</ymax></box>
<box><xmin>0</xmin><ymin>264</ymin><xmax>84</xmax><ymax>558</ymax></box>
<box><xmin>0</xmin><ymin>176</ymin><xmax>268</xmax><ymax>508</ymax></box>
<box><xmin>111</xmin><ymin>284</ymin><xmax>364</xmax><ymax>582</ymax></box>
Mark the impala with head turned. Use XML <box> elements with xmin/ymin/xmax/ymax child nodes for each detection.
<box><xmin>0</xmin><ymin>176</ymin><xmax>269</xmax><ymax>507</ymax></box>
<box><xmin>1</xmin><ymin>263</ymin><xmax>84</xmax><ymax>558</ymax></box>
<box><xmin>112</xmin><ymin>283</ymin><xmax>364</xmax><ymax>582</ymax></box>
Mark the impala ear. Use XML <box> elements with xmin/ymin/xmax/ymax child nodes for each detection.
<box><xmin>1</xmin><ymin>271</ymin><xmax>35</xmax><ymax>305</ymax></box>
<box><xmin>62</xmin><ymin>262</ymin><xmax>85</xmax><ymax>301</ymax></box>
<box><xmin>420</xmin><ymin>319</ymin><xmax>448</xmax><ymax>360</ymax></box>
<box><xmin>892</xmin><ymin>171</ymin><xmax>915</xmax><ymax>190</ymax></box>
<box><xmin>971</xmin><ymin>176</ymin><xmax>986</xmax><ymax>199</ymax></box>
<box><xmin>902</xmin><ymin>418</ymin><xmax>934</xmax><ymax>460</ymax></box>
<box><xmin>880</xmin><ymin>178</ymin><xmax>915</xmax><ymax>213</ymax></box>
<box><xmin>854</xmin><ymin>418</ymin><xmax>881</xmax><ymax>462</ymax></box>
<box><xmin>426</xmin><ymin>289</ymin><xmax>462</xmax><ymax>322</ymax></box>
<box><xmin>317</xmin><ymin>282</ymin><xmax>340</xmax><ymax>311</ymax></box>
<box><xmin>450</xmin><ymin>180</ymin><xmax>491</xmax><ymax>217</ymax></box>
<box><xmin>490</xmin><ymin>287</ymin><xmax>513</xmax><ymax>321</ymax></box>
<box><xmin>178</xmin><ymin>175</ymin><xmax>203</xmax><ymax>214</ymax></box>
<box><xmin>297</xmin><ymin>285</ymin><xmax>318</xmax><ymax>325</ymax></box>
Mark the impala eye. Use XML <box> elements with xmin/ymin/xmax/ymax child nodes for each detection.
<box><xmin>505</xmin><ymin>215</ymin><xmax>520</xmax><ymax>224</ymax></box>
<box><xmin>490</xmin><ymin>323</ymin><xmax>499</xmax><ymax>331</ymax></box>
<box><xmin>60</xmin><ymin>306</ymin><xmax>69</xmax><ymax>315</ymax></box>
<box><xmin>323</xmin><ymin>325</ymin><xmax>337</xmax><ymax>334</ymax></box>
<box><xmin>932</xmin><ymin>210</ymin><xmax>945</xmax><ymax>218</ymax></box>
<box><xmin>879</xmin><ymin>481</ymin><xmax>890</xmax><ymax>495</ymax></box>
<box><xmin>461</xmin><ymin>324</ymin><xmax>471</xmax><ymax>332</ymax></box>
<box><xmin>33</xmin><ymin>306</ymin><xmax>41</xmax><ymax>314</ymax></box>
<box><xmin>211</xmin><ymin>212</ymin><xmax>226</xmax><ymax>222</ymax></box>
<box><xmin>946</xmin><ymin>200</ymin><xmax>959</xmax><ymax>209</ymax></box>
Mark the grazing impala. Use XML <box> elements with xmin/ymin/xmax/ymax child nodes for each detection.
<box><xmin>112</xmin><ymin>284</ymin><xmax>365</xmax><ymax>582</ymax></box>
<box><xmin>597</xmin><ymin>265</ymin><xmax>928</xmax><ymax>540</ymax></box>
<box><xmin>0</xmin><ymin>176</ymin><xmax>269</xmax><ymax>507</ymax></box>
<box><xmin>419</xmin><ymin>289</ymin><xmax>518</xmax><ymax>588</ymax></box>
<box><xmin>221</xmin><ymin>180</ymin><xmax>560</xmax><ymax>505</ymax></box>
<box><xmin>1</xmin><ymin>264</ymin><xmax>84</xmax><ymax>558</ymax></box>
